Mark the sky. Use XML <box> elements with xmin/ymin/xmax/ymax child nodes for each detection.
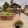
<box><xmin>0</xmin><ymin>0</ymin><xmax>28</xmax><ymax>9</ymax></box>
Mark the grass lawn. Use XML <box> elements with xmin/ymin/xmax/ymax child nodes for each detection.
<box><xmin>0</xmin><ymin>11</ymin><xmax>15</xmax><ymax>16</ymax></box>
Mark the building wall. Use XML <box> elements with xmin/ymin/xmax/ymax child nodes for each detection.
<box><xmin>24</xmin><ymin>8</ymin><xmax>28</xmax><ymax>13</ymax></box>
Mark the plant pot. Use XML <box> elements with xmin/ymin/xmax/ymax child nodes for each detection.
<box><xmin>15</xmin><ymin>25</ymin><xmax>20</xmax><ymax>28</ymax></box>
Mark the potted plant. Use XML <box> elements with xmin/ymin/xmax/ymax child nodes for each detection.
<box><xmin>15</xmin><ymin>20</ymin><xmax>23</xmax><ymax>28</ymax></box>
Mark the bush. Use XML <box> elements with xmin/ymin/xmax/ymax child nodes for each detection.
<box><xmin>15</xmin><ymin>20</ymin><xmax>23</xmax><ymax>27</ymax></box>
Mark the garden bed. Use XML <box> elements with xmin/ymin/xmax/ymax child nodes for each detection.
<box><xmin>0</xmin><ymin>12</ymin><xmax>15</xmax><ymax>20</ymax></box>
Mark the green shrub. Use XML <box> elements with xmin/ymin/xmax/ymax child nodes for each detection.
<box><xmin>15</xmin><ymin>20</ymin><xmax>23</xmax><ymax>26</ymax></box>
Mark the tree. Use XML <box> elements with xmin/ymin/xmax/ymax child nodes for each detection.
<box><xmin>10</xmin><ymin>0</ymin><xmax>13</xmax><ymax>5</ymax></box>
<box><xmin>0</xmin><ymin>7</ymin><xmax>2</xmax><ymax>9</ymax></box>
<box><xmin>3</xmin><ymin>2</ymin><xmax>9</xmax><ymax>9</ymax></box>
<box><xmin>3</xmin><ymin>2</ymin><xmax>10</xmax><ymax>12</ymax></box>
<box><xmin>21</xmin><ymin>9</ymin><xmax>25</xmax><ymax>13</ymax></box>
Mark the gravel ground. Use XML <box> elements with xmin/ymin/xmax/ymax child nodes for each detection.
<box><xmin>20</xmin><ymin>13</ymin><xmax>28</xmax><ymax>28</ymax></box>
<box><xmin>0</xmin><ymin>13</ymin><xmax>28</xmax><ymax>28</ymax></box>
<box><xmin>0</xmin><ymin>14</ymin><xmax>19</xmax><ymax>28</ymax></box>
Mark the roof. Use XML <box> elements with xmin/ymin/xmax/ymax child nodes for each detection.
<box><xmin>25</xmin><ymin>5</ymin><xmax>28</xmax><ymax>8</ymax></box>
<box><xmin>10</xmin><ymin>3</ymin><xmax>21</xmax><ymax>8</ymax></box>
